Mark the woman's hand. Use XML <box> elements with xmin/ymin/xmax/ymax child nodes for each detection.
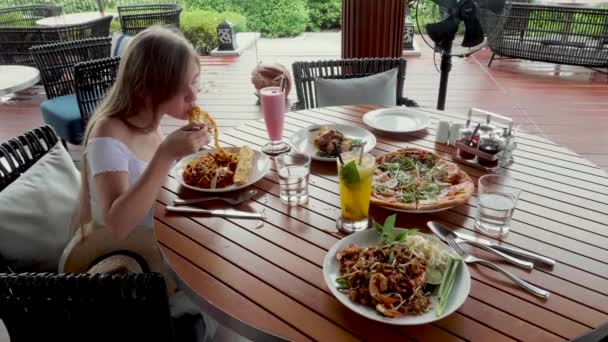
<box><xmin>159</xmin><ymin>122</ymin><xmax>211</xmax><ymax>160</ymax></box>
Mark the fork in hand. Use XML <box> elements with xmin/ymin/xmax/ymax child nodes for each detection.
<box><xmin>446</xmin><ymin>235</ymin><xmax>550</xmax><ymax>299</ymax></box>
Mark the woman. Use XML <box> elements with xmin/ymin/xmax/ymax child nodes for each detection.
<box><xmin>69</xmin><ymin>27</ymin><xmax>216</xmax><ymax>340</ymax></box>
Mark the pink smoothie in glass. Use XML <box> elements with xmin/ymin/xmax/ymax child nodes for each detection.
<box><xmin>260</xmin><ymin>86</ymin><xmax>285</xmax><ymax>142</ymax></box>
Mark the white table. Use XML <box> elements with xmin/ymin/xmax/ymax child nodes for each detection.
<box><xmin>36</xmin><ymin>12</ymin><xmax>116</xmax><ymax>26</ymax></box>
<box><xmin>0</xmin><ymin>66</ymin><xmax>40</xmax><ymax>98</ymax></box>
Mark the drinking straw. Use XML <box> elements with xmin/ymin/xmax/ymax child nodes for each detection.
<box><xmin>333</xmin><ymin>141</ymin><xmax>345</xmax><ymax>165</ymax></box>
<box><xmin>279</xmin><ymin>76</ymin><xmax>286</xmax><ymax>92</ymax></box>
<box><xmin>358</xmin><ymin>141</ymin><xmax>367</xmax><ymax>165</ymax></box>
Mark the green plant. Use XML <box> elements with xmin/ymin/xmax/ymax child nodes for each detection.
<box><xmin>182</xmin><ymin>0</ymin><xmax>242</xmax><ymax>12</ymax></box>
<box><xmin>180</xmin><ymin>9</ymin><xmax>247</xmax><ymax>55</ymax></box>
<box><xmin>307</xmin><ymin>0</ymin><xmax>341</xmax><ymax>31</ymax></box>
<box><xmin>241</xmin><ymin>0</ymin><xmax>308</xmax><ymax>37</ymax></box>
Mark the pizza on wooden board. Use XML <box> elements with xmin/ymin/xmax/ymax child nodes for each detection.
<box><xmin>371</xmin><ymin>148</ymin><xmax>475</xmax><ymax>211</ymax></box>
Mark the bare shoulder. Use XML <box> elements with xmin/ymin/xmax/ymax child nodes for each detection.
<box><xmin>89</xmin><ymin>117</ymin><xmax>130</xmax><ymax>141</ymax></box>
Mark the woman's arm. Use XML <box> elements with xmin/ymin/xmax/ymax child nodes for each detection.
<box><xmin>94</xmin><ymin>122</ymin><xmax>209</xmax><ymax>240</ymax></box>
<box><xmin>94</xmin><ymin>150</ymin><xmax>174</xmax><ymax>240</ymax></box>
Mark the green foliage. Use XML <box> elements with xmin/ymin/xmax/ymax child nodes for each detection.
<box><xmin>180</xmin><ymin>9</ymin><xmax>247</xmax><ymax>55</ymax></box>
<box><xmin>182</xmin><ymin>0</ymin><xmax>242</xmax><ymax>12</ymax></box>
<box><xmin>307</xmin><ymin>0</ymin><xmax>341</xmax><ymax>31</ymax></box>
<box><xmin>241</xmin><ymin>0</ymin><xmax>309</xmax><ymax>37</ymax></box>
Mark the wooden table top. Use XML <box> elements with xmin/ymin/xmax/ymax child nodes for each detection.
<box><xmin>155</xmin><ymin>105</ymin><xmax>608</xmax><ymax>341</ymax></box>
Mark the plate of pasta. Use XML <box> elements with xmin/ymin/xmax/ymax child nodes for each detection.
<box><xmin>171</xmin><ymin>107</ymin><xmax>271</xmax><ymax>192</ymax></box>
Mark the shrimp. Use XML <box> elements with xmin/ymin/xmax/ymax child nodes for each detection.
<box><xmin>376</xmin><ymin>304</ymin><xmax>403</xmax><ymax>318</ymax></box>
<box><xmin>369</xmin><ymin>273</ymin><xmax>398</xmax><ymax>305</ymax></box>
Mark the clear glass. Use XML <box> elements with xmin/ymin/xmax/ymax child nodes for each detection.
<box><xmin>336</xmin><ymin>151</ymin><xmax>376</xmax><ymax>233</ymax></box>
<box><xmin>475</xmin><ymin>174</ymin><xmax>521</xmax><ymax>237</ymax></box>
<box><xmin>260</xmin><ymin>86</ymin><xmax>290</xmax><ymax>156</ymax></box>
<box><xmin>277</xmin><ymin>152</ymin><xmax>311</xmax><ymax>206</ymax></box>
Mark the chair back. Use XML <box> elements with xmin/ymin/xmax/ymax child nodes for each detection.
<box><xmin>0</xmin><ymin>125</ymin><xmax>59</xmax><ymax>192</ymax></box>
<box><xmin>0</xmin><ymin>272</ymin><xmax>175</xmax><ymax>341</ymax></box>
<box><xmin>74</xmin><ymin>56</ymin><xmax>121</xmax><ymax>120</ymax></box>
<box><xmin>291</xmin><ymin>58</ymin><xmax>413</xmax><ymax>110</ymax></box>
<box><xmin>0</xmin><ymin>4</ymin><xmax>62</xmax><ymax>27</ymax></box>
<box><xmin>118</xmin><ymin>3</ymin><xmax>182</xmax><ymax>35</ymax></box>
<box><xmin>30</xmin><ymin>37</ymin><xmax>111</xmax><ymax>99</ymax></box>
<box><xmin>0</xmin><ymin>15</ymin><xmax>112</xmax><ymax>66</ymax></box>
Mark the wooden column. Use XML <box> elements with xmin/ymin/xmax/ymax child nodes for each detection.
<box><xmin>341</xmin><ymin>0</ymin><xmax>406</xmax><ymax>59</ymax></box>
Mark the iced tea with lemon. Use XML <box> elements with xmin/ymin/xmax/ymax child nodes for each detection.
<box><xmin>337</xmin><ymin>151</ymin><xmax>375</xmax><ymax>233</ymax></box>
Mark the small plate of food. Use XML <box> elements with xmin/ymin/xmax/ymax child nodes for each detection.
<box><xmin>290</xmin><ymin>124</ymin><xmax>376</xmax><ymax>162</ymax></box>
<box><xmin>323</xmin><ymin>215</ymin><xmax>470</xmax><ymax>325</ymax></box>
<box><xmin>171</xmin><ymin>107</ymin><xmax>271</xmax><ymax>192</ymax></box>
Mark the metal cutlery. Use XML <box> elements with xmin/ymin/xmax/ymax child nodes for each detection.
<box><xmin>426</xmin><ymin>221</ymin><xmax>555</xmax><ymax>268</ymax></box>
<box><xmin>428</xmin><ymin>222</ymin><xmax>534</xmax><ymax>270</ymax></box>
<box><xmin>173</xmin><ymin>189</ymin><xmax>257</xmax><ymax>206</ymax></box>
<box><xmin>165</xmin><ymin>206</ymin><xmax>264</xmax><ymax>219</ymax></box>
<box><xmin>454</xmin><ymin>231</ymin><xmax>555</xmax><ymax>268</ymax></box>
<box><xmin>446</xmin><ymin>235</ymin><xmax>550</xmax><ymax>299</ymax></box>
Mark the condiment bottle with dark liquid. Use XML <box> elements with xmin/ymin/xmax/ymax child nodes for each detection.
<box><xmin>457</xmin><ymin>127</ymin><xmax>476</xmax><ymax>160</ymax></box>
<box><xmin>478</xmin><ymin>133</ymin><xmax>505</xmax><ymax>168</ymax></box>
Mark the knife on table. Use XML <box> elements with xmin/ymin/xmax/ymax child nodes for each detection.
<box><xmin>165</xmin><ymin>206</ymin><xmax>265</xmax><ymax>219</ymax></box>
<box><xmin>454</xmin><ymin>231</ymin><xmax>556</xmax><ymax>268</ymax></box>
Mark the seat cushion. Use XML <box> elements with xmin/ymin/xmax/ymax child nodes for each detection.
<box><xmin>111</xmin><ymin>32</ymin><xmax>133</xmax><ymax>57</ymax></box>
<box><xmin>0</xmin><ymin>142</ymin><xmax>80</xmax><ymax>272</ymax></box>
<box><xmin>314</xmin><ymin>68</ymin><xmax>398</xmax><ymax>108</ymax></box>
<box><xmin>40</xmin><ymin>94</ymin><xmax>84</xmax><ymax>145</ymax></box>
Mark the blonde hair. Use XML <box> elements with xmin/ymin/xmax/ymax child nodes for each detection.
<box><xmin>70</xmin><ymin>26</ymin><xmax>199</xmax><ymax>235</ymax></box>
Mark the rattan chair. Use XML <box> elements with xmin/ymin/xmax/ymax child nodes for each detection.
<box><xmin>74</xmin><ymin>56</ymin><xmax>121</xmax><ymax>121</ymax></box>
<box><xmin>30</xmin><ymin>37</ymin><xmax>111</xmax><ymax>144</ymax></box>
<box><xmin>488</xmin><ymin>3</ymin><xmax>608</xmax><ymax>69</ymax></box>
<box><xmin>0</xmin><ymin>125</ymin><xmax>58</xmax><ymax>191</ymax></box>
<box><xmin>0</xmin><ymin>15</ymin><xmax>112</xmax><ymax>66</ymax></box>
<box><xmin>291</xmin><ymin>58</ymin><xmax>418</xmax><ymax>111</ymax></box>
<box><xmin>0</xmin><ymin>272</ymin><xmax>175</xmax><ymax>341</ymax></box>
<box><xmin>0</xmin><ymin>4</ymin><xmax>62</xmax><ymax>26</ymax></box>
<box><xmin>118</xmin><ymin>3</ymin><xmax>182</xmax><ymax>35</ymax></box>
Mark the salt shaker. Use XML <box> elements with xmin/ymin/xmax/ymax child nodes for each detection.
<box><xmin>436</xmin><ymin>120</ymin><xmax>450</xmax><ymax>144</ymax></box>
<box><xmin>449</xmin><ymin>123</ymin><xmax>463</xmax><ymax>146</ymax></box>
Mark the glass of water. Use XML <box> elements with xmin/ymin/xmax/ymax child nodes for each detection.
<box><xmin>276</xmin><ymin>152</ymin><xmax>311</xmax><ymax>206</ymax></box>
<box><xmin>475</xmin><ymin>174</ymin><xmax>521</xmax><ymax>237</ymax></box>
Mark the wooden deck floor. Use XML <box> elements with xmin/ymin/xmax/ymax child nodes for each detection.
<box><xmin>1</xmin><ymin>32</ymin><xmax>607</xmax><ymax>169</ymax></box>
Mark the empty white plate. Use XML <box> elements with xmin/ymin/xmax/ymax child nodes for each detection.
<box><xmin>363</xmin><ymin>107</ymin><xmax>430</xmax><ymax>133</ymax></box>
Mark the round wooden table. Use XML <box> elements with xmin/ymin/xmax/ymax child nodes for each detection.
<box><xmin>155</xmin><ymin>105</ymin><xmax>608</xmax><ymax>341</ymax></box>
<box><xmin>35</xmin><ymin>12</ymin><xmax>115</xmax><ymax>26</ymax></box>
<box><xmin>0</xmin><ymin>65</ymin><xmax>40</xmax><ymax>98</ymax></box>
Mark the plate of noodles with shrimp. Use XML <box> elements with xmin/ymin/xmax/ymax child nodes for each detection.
<box><xmin>171</xmin><ymin>107</ymin><xmax>271</xmax><ymax>193</ymax></box>
<box><xmin>323</xmin><ymin>214</ymin><xmax>470</xmax><ymax>325</ymax></box>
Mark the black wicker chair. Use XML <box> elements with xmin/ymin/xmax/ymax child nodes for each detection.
<box><xmin>74</xmin><ymin>56</ymin><xmax>121</xmax><ymax>121</ymax></box>
<box><xmin>0</xmin><ymin>125</ymin><xmax>58</xmax><ymax>192</ymax></box>
<box><xmin>0</xmin><ymin>15</ymin><xmax>112</xmax><ymax>66</ymax></box>
<box><xmin>291</xmin><ymin>58</ymin><xmax>418</xmax><ymax>111</ymax></box>
<box><xmin>118</xmin><ymin>3</ymin><xmax>182</xmax><ymax>35</ymax></box>
<box><xmin>488</xmin><ymin>3</ymin><xmax>608</xmax><ymax>69</ymax></box>
<box><xmin>0</xmin><ymin>4</ymin><xmax>62</xmax><ymax>27</ymax></box>
<box><xmin>30</xmin><ymin>37</ymin><xmax>111</xmax><ymax>144</ymax></box>
<box><xmin>0</xmin><ymin>272</ymin><xmax>176</xmax><ymax>341</ymax></box>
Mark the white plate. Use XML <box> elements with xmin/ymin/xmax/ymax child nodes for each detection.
<box><xmin>289</xmin><ymin>124</ymin><xmax>376</xmax><ymax>162</ymax></box>
<box><xmin>172</xmin><ymin>147</ymin><xmax>270</xmax><ymax>193</ymax></box>
<box><xmin>363</xmin><ymin>107</ymin><xmax>430</xmax><ymax>133</ymax></box>
<box><xmin>381</xmin><ymin>206</ymin><xmax>455</xmax><ymax>214</ymax></box>
<box><xmin>323</xmin><ymin>229</ymin><xmax>470</xmax><ymax>325</ymax></box>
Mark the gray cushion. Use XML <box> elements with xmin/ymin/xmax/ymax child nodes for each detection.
<box><xmin>314</xmin><ymin>68</ymin><xmax>398</xmax><ymax>108</ymax></box>
<box><xmin>0</xmin><ymin>142</ymin><xmax>80</xmax><ymax>272</ymax></box>
<box><xmin>111</xmin><ymin>31</ymin><xmax>133</xmax><ymax>58</ymax></box>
